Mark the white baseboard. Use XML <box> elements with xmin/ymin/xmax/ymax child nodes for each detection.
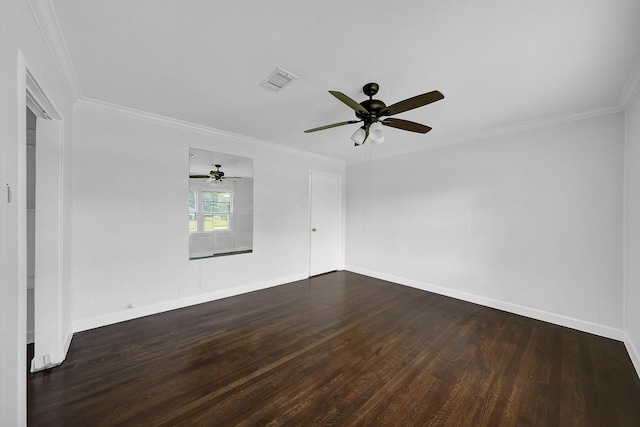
<box><xmin>345</xmin><ymin>265</ymin><xmax>626</xmax><ymax>342</ymax></box>
<box><xmin>62</xmin><ymin>324</ymin><xmax>74</xmax><ymax>359</ymax></box>
<box><xmin>623</xmin><ymin>332</ymin><xmax>640</xmax><ymax>378</ymax></box>
<box><xmin>72</xmin><ymin>273</ymin><xmax>309</xmax><ymax>333</ymax></box>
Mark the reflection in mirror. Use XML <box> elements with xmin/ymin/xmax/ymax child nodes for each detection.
<box><xmin>189</xmin><ymin>148</ymin><xmax>253</xmax><ymax>259</ymax></box>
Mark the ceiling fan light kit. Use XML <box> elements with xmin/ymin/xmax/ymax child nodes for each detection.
<box><xmin>305</xmin><ymin>82</ymin><xmax>443</xmax><ymax>146</ymax></box>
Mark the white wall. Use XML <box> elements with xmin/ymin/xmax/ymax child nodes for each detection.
<box><xmin>625</xmin><ymin>88</ymin><xmax>640</xmax><ymax>371</ymax></box>
<box><xmin>70</xmin><ymin>103</ymin><xmax>345</xmax><ymax>331</ymax></box>
<box><xmin>346</xmin><ymin>113</ymin><xmax>624</xmax><ymax>336</ymax></box>
<box><xmin>0</xmin><ymin>0</ymin><xmax>21</xmax><ymax>423</ymax></box>
<box><xmin>1</xmin><ymin>0</ymin><xmax>74</xmax><ymax>424</ymax></box>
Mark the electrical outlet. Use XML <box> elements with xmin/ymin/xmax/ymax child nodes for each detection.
<box><xmin>178</xmin><ymin>283</ymin><xmax>184</xmax><ymax>294</ymax></box>
<box><xmin>482</xmin><ymin>282</ymin><xmax>490</xmax><ymax>293</ymax></box>
<box><xmin>43</xmin><ymin>354</ymin><xmax>51</xmax><ymax>366</ymax></box>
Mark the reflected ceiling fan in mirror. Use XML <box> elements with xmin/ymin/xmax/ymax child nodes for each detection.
<box><xmin>304</xmin><ymin>82</ymin><xmax>444</xmax><ymax>146</ymax></box>
<box><xmin>189</xmin><ymin>164</ymin><xmax>242</xmax><ymax>184</ymax></box>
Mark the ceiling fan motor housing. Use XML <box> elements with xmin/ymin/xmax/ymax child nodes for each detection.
<box><xmin>358</xmin><ymin>99</ymin><xmax>386</xmax><ymax>121</ymax></box>
<box><xmin>211</xmin><ymin>164</ymin><xmax>224</xmax><ymax>179</ymax></box>
<box><xmin>357</xmin><ymin>83</ymin><xmax>386</xmax><ymax>123</ymax></box>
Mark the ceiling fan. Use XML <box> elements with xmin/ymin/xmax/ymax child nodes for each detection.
<box><xmin>189</xmin><ymin>164</ymin><xmax>241</xmax><ymax>182</ymax></box>
<box><xmin>304</xmin><ymin>82</ymin><xmax>444</xmax><ymax>145</ymax></box>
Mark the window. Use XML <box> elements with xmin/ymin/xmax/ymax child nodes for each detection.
<box><xmin>188</xmin><ymin>190</ymin><xmax>197</xmax><ymax>231</ymax></box>
<box><xmin>202</xmin><ymin>191</ymin><xmax>231</xmax><ymax>230</ymax></box>
<box><xmin>189</xmin><ymin>190</ymin><xmax>232</xmax><ymax>232</ymax></box>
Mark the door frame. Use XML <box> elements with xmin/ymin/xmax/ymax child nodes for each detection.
<box><xmin>19</xmin><ymin>51</ymin><xmax>68</xmax><ymax>372</ymax></box>
<box><xmin>308</xmin><ymin>170</ymin><xmax>343</xmax><ymax>277</ymax></box>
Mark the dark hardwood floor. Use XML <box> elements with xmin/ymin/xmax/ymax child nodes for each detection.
<box><xmin>28</xmin><ymin>271</ymin><xmax>640</xmax><ymax>426</ymax></box>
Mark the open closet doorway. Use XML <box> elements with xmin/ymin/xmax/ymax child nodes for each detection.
<box><xmin>26</xmin><ymin>107</ymin><xmax>36</xmax><ymax>352</ymax></box>
<box><xmin>24</xmin><ymin>66</ymin><xmax>67</xmax><ymax>372</ymax></box>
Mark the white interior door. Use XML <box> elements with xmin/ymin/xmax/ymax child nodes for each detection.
<box><xmin>309</xmin><ymin>172</ymin><xmax>340</xmax><ymax>276</ymax></box>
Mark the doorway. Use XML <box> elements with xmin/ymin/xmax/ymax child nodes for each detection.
<box><xmin>23</xmin><ymin>65</ymin><xmax>67</xmax><ymax>372</ymax></box>
<box><xmin>26</xmin><ymin>107</ymin><xmax>36</xmax><ymax>347</ymax></box>
<box><xmin>308</xmin><ymin>171</ymin><xmax>341</xmax><ymax>276</ymax></box>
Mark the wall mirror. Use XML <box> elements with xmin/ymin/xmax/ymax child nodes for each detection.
<box><xmin>189</xmin><ymin>148</ymin><xmax>253</xmax><ymax>259</ymax></box>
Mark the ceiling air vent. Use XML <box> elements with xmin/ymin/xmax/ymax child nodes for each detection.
<box><xmin>259</xmin><ymin>67</ymin><xmax>298</xmax><ymax>93</ymax></box>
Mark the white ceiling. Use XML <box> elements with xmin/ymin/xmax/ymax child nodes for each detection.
<box><xmin>48</xmin><ymin>0</ymin><xmax>640</xmax><ymax>162</ymax></box>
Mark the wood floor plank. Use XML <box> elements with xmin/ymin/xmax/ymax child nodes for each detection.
<box><xmin>28</xmin><ymin>271</ymin><xmax>640</xmax><ymax>426</ymax></box>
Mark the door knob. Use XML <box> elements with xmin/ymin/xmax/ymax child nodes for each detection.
<box><xmin>312</xmin><ymin>228</ymin><xmax>317</xmax><ymax>232</ymax></box>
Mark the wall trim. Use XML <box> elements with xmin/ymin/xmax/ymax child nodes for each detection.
<box><xmin>623</xmin><ymin>107</ymin><xmax>630</xmax><ymax>334</ymax></box>
<box><xmin>348</xmin><ymin>106</ymin><xmax>624</xmax><ymax>165</ymax></box>
<box><xmin>62</xmin><ymin>324</ymin><xmax>73</xmax><ymax>360</ymax></box>
<box><xmin>620</xmin><ymin>54</ymin><xmax>640</xmax><ymax>109</ymax></box>
<box><xmin>72</xmin><ymin>272</ymin><xmax>309</xmax><ymax>333</ymax></box>
<box><xmin>345</xmin><ymin>265</ymin><xmax>627</xmax><ymax>343</ymax></box>
<box><xmin>623</xmin><ymin>332</ymin><xmax>640</xmax><ymax>379</ymax></box>
<box><xmin>76</xmin><ymin>97</ymin><xmax>345</xmax><ymax>165</ymax></box>
<box><xmin>27</xmin><ymin>0</ymin><xmax>81</xmax><ymax>102</ymax></box>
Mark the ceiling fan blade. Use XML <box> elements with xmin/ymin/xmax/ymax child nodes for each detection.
<box><xmin>380</xmin><ymin>90</ymin><xmax>444</xmax><ymax>117</ymax></box>
<box><xmin>189</xmin><ymin>175</ymin><xmax>212</xmax><ymax>178</ymax></box>
<box><xmin>304</xmin><ymin>120</ymin><xmax>361</xmax><ymax>133</ymax></box>
<box><xmin>381</xmin><ymin>118</ymin><xmax>432</xmax><ymax>133</ymax></box>
<box><xmin>329</xmin><ymin>91</ymin><xmax>369</xmax><ymax>116</ymax></box>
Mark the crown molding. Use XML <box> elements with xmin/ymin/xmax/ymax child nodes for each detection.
<box><xmin>76</xmin><ymin>97</ymin><xmax>345</xmax><ymax>165</ymax></box>
<box><xmin>348</xmin><ymin>104</ymin><xmax>625</xmax><ymax>165</ymax></box>
<box><xmin>27</xmin><ymin>0</ymin><xmax>81</xmax><ymax>102</ymax></box>
<box><xmin>620</xmin><ymin>54</ymin><xmax>640</xmax><ymax>109</ymax></box>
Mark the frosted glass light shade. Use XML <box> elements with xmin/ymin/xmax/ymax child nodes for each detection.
<box><xmin>369</xmin><ymin>122</ymin><xmax>385</xmax><ymax>144</ymax></box>
<box><xmin>351</xmin><ymin>127</ymin><xmax>367</xmax><ymax>145</ymax></box>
